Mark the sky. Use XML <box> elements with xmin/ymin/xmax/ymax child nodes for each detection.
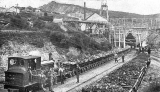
<box><xmin>0</xmin><ymin>0</ymin><xmax>160</xmax><ymax>15</ymax></box>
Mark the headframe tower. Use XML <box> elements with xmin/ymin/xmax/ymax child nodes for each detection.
<box><xmin>100</xmin><ymin>0</ymin><xmax>109</xmax><ymax>21</ymax></box>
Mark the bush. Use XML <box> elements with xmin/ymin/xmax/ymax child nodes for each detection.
<box><xmin>10</xmin><ymin>15</ymin><xmax>29</xmax><ymax>29</ymax></box>
<box><xmin>69</xmin><ymin>35</ymin><xmax>83</xmax><ymax>48</ymax></box>
<box><xmin>101</xmin><ymin>41</ymin><xmax>112</xmax><ymax>51</ymax></box>
<box><xmin>67</xmin><ymin>31</ymin><xmax>90</xmax><ymax>50</ymax></box>
<box><xmin>33</xmin><ymin>19</ymin><xmax>45</xmax><ymax>29</ymax></box>
<box><xmin>50</xmin><ymin>32</ymin><xmax>69</xmax><ymax>48</ymax></box>
<box><xmin>89</xmin><ymin>40</ymin><xmax>102</xmax><ymax>50</ymax></box>
<box><xmin>50</xmin><ymin>30</ymin><xmax>113</xmax><ymax>53</ymax></box>
<box><xmin>0</xmin><ymin>32</ymin><xmax>6</xmax><ymax>47</ymax></box>
<box><xmin>45</xmin><ymin>22</ymin><xmax>63</xmax><ymax>32</ymax></box>
<box><xmin>29</xmin><ymin>40</ymin><xmax>44</xmax><ymax>48</ymax></box>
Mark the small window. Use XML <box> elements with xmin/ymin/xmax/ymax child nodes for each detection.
<box><xmin>34</xmin><ymin>59</ymin><xmax>37</xmax><ymax>63</ymax></box>
<box><xmin>10</xmin><ymin>59</ymin><xmax>15</xmax><ymax>65</ymax></box>
<box><xmin>19</xmin><ymin>60</ymin><xmax>24</xmax><ymax>66</ymax></box>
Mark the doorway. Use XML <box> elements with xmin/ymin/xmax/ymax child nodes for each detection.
<box><xmin>125</xmin><ymin>33</ymin><xmax>136</xmax><ymax>48</ymax></box>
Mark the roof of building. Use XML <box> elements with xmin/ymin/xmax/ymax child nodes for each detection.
<box><xmin>63</xmin><ymin>19</ymin><xmax>108</xmax><ymax>25</ymax></box>
<box><xmin>85</xmin><ymin>13</ymin><xmax>108</xmax><ymax>22</ymax></box>
<box><xmin>0</xmin><ymin>7</ymin><xmax>5</xmax><ymax>9</ymax></box>
<box><xmin>9</xmin><ymin>56</ymin><xmax>41</xmax><ymax>59</ymax></box>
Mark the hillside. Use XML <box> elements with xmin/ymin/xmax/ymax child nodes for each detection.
<box><xmin>0</xmin><ymin>28</ymin><xmax>112</xmax><ymax>67</ymax></box>
<box><xmin>40</xmin><ymin>1</ymin><xmax>156</xmax><ymax>19</ymax></box>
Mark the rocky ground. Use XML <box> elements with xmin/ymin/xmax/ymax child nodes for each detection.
<box><xmin>82</xmin><ymin>53</ymin><xmax>149</xmax><ymax>92</ymax></box>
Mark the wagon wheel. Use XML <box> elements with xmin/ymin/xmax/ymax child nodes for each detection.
<box><xmin>25</xmin><ymin>89</ymin><xmax>37</xmax><ymax>92</ymax></box>
<box><xmin>24</xmin><ymin>86</ymin><xmax>38</xmax><ymax>92</ymax></box>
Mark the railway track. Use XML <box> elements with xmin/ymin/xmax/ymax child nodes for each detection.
<box><xmin>67</xmin><ymin>63</ymin><xmax>121</xmax><ymax>92</ymax></box>
<box><xmin>0</xmin><ymin>48</ymin><xmax>131</xmax><ymax>92</ymax></box>
<box><xmin>68</xmin><ymin>51</ymin><xmax>136</xmax><ymax>92</ymax></box>
<box><xmin>53</xmin><ymin>50</ymin><xmax>135</xmax><ymax>92</ymax></box>
<box><xmin>64</xmin><ymin>48</ymin><xmax>131</xmax><ymax>79</ymax></box>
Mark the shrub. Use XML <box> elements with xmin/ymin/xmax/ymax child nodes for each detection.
<box><xmin>101</xmin><ymin>41</ymin><xmax>112</xmax><ymax>51</ymax></box>
<box><xmin>33</xmin><ymin>19</ymin><xmax>45</xmax><ymax>29</ymax></box>
<box><xmin>45</xmin><ymin>22</ymin><xmax>63</xmax><ymax>32</ymax></box>
<box><xmin>50</xmin><ymin>30</ymin><xmax>113</xmax><ymax>52</ymax></box>
<box><xmin>10</xmin><ymin>15</ymin><xmax>29</xmax><ymax>29</ymax></box>
<box><xmin>50</xmin><ymin>32</ymin><xmax>68</xmax><ymax>48</ymax></box>
<box><xmin>29</xmin><ymin>40</ymin><xmax>44</xmax><ymax>48</ymax></box>
<box><xmin>67</xmin><ymin>31</ymin><xmax>89</xmax><ymax>50</ymax></box>
<box><xmin>0</xmin><ymin>32</ymin><xmax>6</xmax><ymax>47</ymax></box>
<box><xmin>69</xmin><ymin>35</ymin><xmax>83</xmax><ymax>48</ymax></box>
<box><xmin>89</xmin><ymin>40</ymin><xmax>102</xmax><ymax>50</ymax></box>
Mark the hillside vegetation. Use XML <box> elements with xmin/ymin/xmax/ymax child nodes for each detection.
<box><xmin>0</xmin><ymin>26</ymin><xmax>112</xmax><ymax>67</ymax></box>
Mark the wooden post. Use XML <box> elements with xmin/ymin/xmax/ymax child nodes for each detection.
<box><xmin>140</xmin><ymin>34</ymin><xmax>142</xmax><ymax>47</ymax></box>
<box><xmin>119</xmin><ymin>28</ymin><xmax>121</xmax><ymax>48</ymax></box>
<box><xmin>84</xmin><ymin>2</ymin><xmax>86</xmax><ymax>20</ymax></box>
<box><xmin>114</xmin><ymin>27</ymin><xmax>116</xmax><ymax>47</ymax></box>
<box><xmin>123</xmin><ymin>28</ymin><xmax>126</xmax><ymax>48</ymax></box>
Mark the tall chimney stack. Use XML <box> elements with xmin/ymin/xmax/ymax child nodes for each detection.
<box><xmin>84</xmin><ymin>2</ymin><xmax>86</xmax><ymax>20</ymax></box>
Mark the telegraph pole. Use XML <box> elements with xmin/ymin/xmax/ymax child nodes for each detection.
<box><xmin>15</xmin><ymin>4</ymin><xmax>18</xmax><ymax>14</ymax></box>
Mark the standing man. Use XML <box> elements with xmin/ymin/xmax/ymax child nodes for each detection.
<box><xmin>53</xmin><ymin>60</ymin><xmax>58</xmax><ymax>85</ymax></box>
<box><xmin>146</xmin><ymin>58</ymin><xmax>151</xmax><ymax>67</ymax></box>
<box><xmin>75</xmin><ymin>63</ymin><xmax>81</xmax><ymax>83</ymax></box>
<box><xmin>53</xmin><ymin>69</ymin><xmax>57</xmax><ymax>85</ymax></box>
<box><xmin>122</xmin><ymin>53</ymin><xmax>125</xmax><ymax>62</ymax></box>
<box><xmin>59</xmin><ymin>65</ymin><xmax>64</xmax><ymax>84</ymax></box>
<box><xmin>114</xmin><ymin>53</ymin><xmax>118</xmax><ymax>63</ymax></box>
<box><xmin>48</xmin><ymin>68</ymin><xmax>54</xmax><ymax>92</ymax></box>
<box><xmin>147</xmin><ymin>47</ymin><xmax>151</xmax><ymax>57</ymax></box>
<box><xmin>28</xmin><ymin>67</ymin><xmax>33</xmax><ymax>82</ymax></box>
<box><xmin>40</xmin><ymin>70</ymin><xmax>47</xmax><ymax>91</ymax></box>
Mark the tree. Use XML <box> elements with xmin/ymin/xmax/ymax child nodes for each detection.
<box><xmin>33</xmin><ymin>19</ymin><xmax>45</xmax><ymax>29</ymax></box>
<box><xmin>10</xmin><ymin>15</ymin><xmax>29</xmax><ymax>29</ymax></box>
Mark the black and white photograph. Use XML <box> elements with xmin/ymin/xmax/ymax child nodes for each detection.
<box><xmin>0</xmin><ymin>0</ymin><xmax>160</xmax><ymax>92</ymax></box>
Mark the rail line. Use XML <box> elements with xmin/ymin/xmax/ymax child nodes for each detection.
<box><xmin>67</xmin><ymin>63</ymin><xmax>120</xmax><ymax>92</ymax></box>
<box><xmin>67</xmin><ymin>52</ymin><xmax>136</xmax><ymax>92</ymax></box>
<box><xmin>1</xmin><ymin>48</ymin><xmax>131</xmax><ymax>92</ymax></box>
<box><xmin>52</xmin><ymin>50</ymin><xmax>135</xmax><ymax>92</ymax></box>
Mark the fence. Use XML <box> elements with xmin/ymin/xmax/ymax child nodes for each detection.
<box><xmin>129</xmin><ymin>61</ymin><xmax>150</xmax><ymax>92</ymax></box>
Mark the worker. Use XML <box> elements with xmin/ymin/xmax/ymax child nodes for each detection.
<box><xmin>48</xmin><ymin>68</ymin><xmax>54</xmax><ymax>92</ymax></box>
<box><xmin>53</xmin><ymin>60</ymin><xmax>58</xmax><ymax>84</ymax></box>
<box><xmin>40</xmin><ymin>70</ymin><xmax>47</xmax><ymax>91</ymax></box>
<box><xmin>53</xmin><ymin>69</ymin><xmax>57</xmax><ymax>85</ymax></box>
<box><xmin>75</xmin><ymin>63</ymin><xmax>81</xmax><ymax>83</ymax></box>
<box><xmin>28</xmin><ymin>67</ymin><xmax>33</xmax><ymax>82</ymax></box>
<box><xmin>147</xmin><ymin>47</ymin><xmax>151</xmax><ymax>57</ymax></box>
<box><xmin>59</xmin><ymin>65</ymin><xmax>64</xmax><ymax>84</ymax></box>
<box><xmin>114</xmin><ymin>53</ymin><xmax>118</xmax><ymax>62</ymax></box>
<box><xmin>122</xmin><ymin>53</ymin><xmax>125</xmax><ymax>62</ymax></box>
<box><xmin>146</xmin><ymin>58</ymin><xmax>151</xmax><ymax>67</ymax></box>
